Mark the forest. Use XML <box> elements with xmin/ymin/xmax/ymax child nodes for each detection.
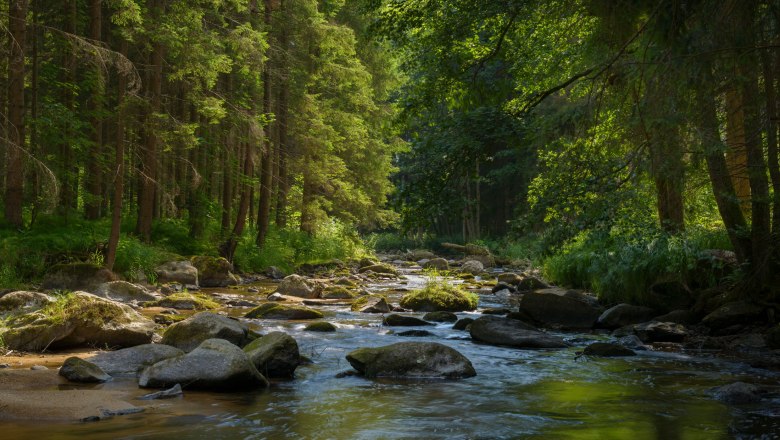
<box><xmin>1</xmin><ymin>0</ymin><xmax>780</xmax><ymax>438</ymax></box>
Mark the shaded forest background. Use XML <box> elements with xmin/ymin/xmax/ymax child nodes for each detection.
<box><xmin>2</xmin><ymin>0</ymin><xmax>780</xmax><ymax>304</ymax></box>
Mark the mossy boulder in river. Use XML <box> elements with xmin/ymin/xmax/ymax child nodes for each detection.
<box><xmin>1</xmin><ymin>292</ymin><xmax>157</xmax><ymax>351</ymax></box>
<box><xmin>423</xmin><ymin>311</ymin><xmax>458</xmax><ymax>322</ymax></box>
<box><xmin>358</xmin><ymin>263</ymin><xmax>399</xmax><ymax>276</ymax></box>
<box><xmin>469</xmin><ymin>316</ymin><xmax>567</xmax><ymax>349</ymax></box>
<box><xmin>275</xmin><ymin>274</ymin><xmax>322</xmax><ymax>299</ymax></box>
<box><xmin>245</xmin><ymin>303</ymin><xmax>324</xmax><ymax>320</ymax></box>
<box><xmin>346</xmin><ymin>342</ymin><xmax>476</xmax><ymax>379</ymax></box>
<box><xmin>399</xmin><ymin>283</ymin><xmax>478</xmax><ymax>312</ymax></box>
<box><xmin>146</xmin><ymin>292</ymin><xmax>219</xmax><ymax>310</ymax></box>
<box><xmin>42</xmin><ymin>263</ymin><xmax>118</xmax><ymax>292</ymax></box>
<box><xmin>243</xmin><ymin>331</ymin><xmax>300</xmax><ymax>378</ymax></box>
<box><xmin>597</xmin><ymin>304</ymin><xmax>657</xmax><ymax>329</ymax></box>
<box><xmin>139</xmin><ymin>338</ymin><xmax>269</xmax><ymax>391</ymax></box>
<box><xmin>89</xmin><ymin>343</ymin><xmax>185</xmax><ymax>376</ymax></box>
<box><xmin>0</xmin><ymin>291</ymin><xmax>54</xmax><ymax>312</ymax></box>
<box><xmin>383</xmin><ymin>314</ymin><xmax>434</xmax><ymax>327</ymax></box>
<box><xmin>161</xmin><ymin>312</ymin><xmax>253</xmax><ymax>352</ymax></box>
<box><xmin>321</xmin><ymin>286</ymin><xmax>357</xmax><ymax>299</ymax></box>
<box><xmin>191</xmin><ymin>256</ymin><xmax>240</xmax><ymax>287</ymax></box>
<box><xmin>59</xmin><ymin>357</ymin><xmax>111</xmax><ymax>383</ymax></box>
<box><xmin>155</xmin><ymin>260</ymin><xmax>198</xmax><ymax>286</ymax></box>
<box><xmin>519</xmin><ymin>288</ymin><xmax>602</xmax><ymax>330</ymax></box>
<box><xmin>304</xmin><ymin>321</ymin><xmax>337</xmax><ymax>332</ymax></box>
<box><xmin>94</xmin><ymin>281</ymin><xmax>158</xmax><ymax>304</ymax></box>
<box><xmin>351</xmin><ymin>294</ymin><xmax>391</xmax><ymax>313</ymax></box>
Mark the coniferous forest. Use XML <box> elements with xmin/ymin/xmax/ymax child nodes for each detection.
<box><xmin>2</xmin><ymin>1</ymin><xmax>780</xmax><ymax>438</ymax></box>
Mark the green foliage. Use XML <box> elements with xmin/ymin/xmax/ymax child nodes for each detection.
<box><xmin>543</xmin><ymin>226</ymin><xmax>732</xmax><ymax>305</ymax></box>
<box><xmin>399</xmin><ymin>272</ymin><xmax>478</xmax><ymax>311</ymax></box>
<box><xmin>113</xmin><ymin>236</ymin><xmax>177</xmax><ymax>283</ymax></box>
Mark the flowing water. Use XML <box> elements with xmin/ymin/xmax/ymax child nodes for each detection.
<box><xmin>3</xmin><ymin>271</ymin><xmax>780</xmax><ymax>439</ymax></box>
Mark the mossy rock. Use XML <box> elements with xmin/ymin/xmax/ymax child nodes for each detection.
<box><xmin>243</xmin><ymin>331</ymin><xmax>300</xmax><ymax>378</ymax></box>
<box><xmin>161</xmin><ymin>311</ymin><xmax>252</xmax><ymax>352</ymax></box>
<box><xmin>245</xmin><ymin>303</ymin><xmax>323</xmax><ymax>320</ymax></box>
<box><xmin>346</xmin><ymin>342</ymin><xmax>476</xmax><ymax>379</ymax></box>
<box><xmin>42</xmin><ymin>263</ymin><xmax>118</xmax><ymax>292</ymax></box>
<box><xmin>191</xmin><ymin>256</ymin><xmax>240</xmax><ymax>288</ymax></box>
<box><xmin>321</xmin><ymin>286</ymin><xmax>357</xmax><ymax>300</ymax></box>
<box><xmin>350</xmin><ymin>294</ymin><xmax>391</xmax><ymax>313</ymax></box>
<box><xmin>453</xmin><ymin>317</ymin><xmax>474</xmax><ymax>331</ymax></box>
<box><xmin>146</xmin><ymin>293</ymin><xmax>219</xmax><ymax>311</ymax></box>
<box><xmin>422</xmin><ymin>311</ymin><xmax>458</xmax><ymax>322</ymax></box>
<box><xmin>154</xmin><ymin>313</ymin><xmax>188</xmax><ymax>325</ymax></box>
<box><xmin>399</xmin><ymin>284</ymin><xmax>478</xmax><ymax>312</ymax></box>
<box><xmin>304</xmin><ymin>321</ymin><xmax>337</xmax><ymax>332</ymax></box>
<box><xmin>334</xmin><ymin>277</ymin><xmax>358</xmax><ymax>288</ymax></box>
<box><xmin>358</xmin><ymin>263</ymin><xmax>399</xmax><ymax>276</ymax></box>
<box><xmin>383</xmin><ymin>314</ymin><xmax>433</xmax><ymax>326</ymax></box>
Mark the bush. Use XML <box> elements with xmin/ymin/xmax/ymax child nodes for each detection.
<box><xmin>543</xmin><ymin>226</ymin><xmax>732</xmax><ymax>305</ymax></box>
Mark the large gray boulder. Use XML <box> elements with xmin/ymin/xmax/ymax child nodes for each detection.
<box><xmin>161</xmin><ymin>312</ymin><xmax>252</xmax><ymax>352</ymax></box>
<box><xmin>243</xmin><ymin>332</ymin><xmax>300</xmax><ymax>378</ymax></box>
<box><xmin>42</xmin><ymin>263</ymin><xmax>118</xmax><ymax>292</ymax></box>
<box><xmin>89</xmin><ymin>344</ymin><xmax>184</xmax><ymax>376</ymax></box>
<box><xmin>155</xmin><ymin>261</ymin><xmax>198</xmax><ymax>286</ymax></box>
<box><xmin>469</xmin><ymin>315</ymin><xmax>567</xmax><ymax>349</ymax></box>
<box><xmin>245</xmin><ymin>303</ymin><xmax>323</xmax><ymax>320</ymax></box>
<box><xmin>520</xmin><ymin>288</ymin><xmax>602</xmax><ymax>329</ymax></box>
<box><xmin>422</xmin><ymin>258</ymin><xmax>449</xmax><ymax>271</ymax></box>
<box><xmin>597</xmin><ymin>304</ymin><xmax>657</xmax><ymax>329</ymax></box>
<box><xmin>139</xmin><ymin>339</ymin><xmax>269</xmax><ymax>391</ymax></box>
<box><xmin>191</xmin><ymin>256</ymin><xmax>240</xmax><ymax>287</ymax></box>
<box><xmin>0</xmin><ymin>291</ymin><xmax>53</xmax><ymax>312</ymax></box>
<box><xmin>276</xmin><ymin>274</ymin><xmax>321</xmax><ymax>299</ymax></box>
<box><xmin>346</xmin><ymin>342</ymin><xmax>476</xmax><ymax>379</ymax></box>
<box><xmin>460</xmin><ymin>260</ymin><xmax>484</xmax><ymax>275</ymax></box>
<box><xmin>59</xmin><ymin>357</ymin><xmax>111</xmax><ymax>383</ymax></box>
<box><xmin>351</xmin><ymin>295</ymin><xmax>392</xmax><ymax>313</ymax></box>
<box><xmin>2</xmin><ymin>292</ymin><xmax>156</xmax><ymax>351</ymax></box>
<box><xmin>94</xmin><ymin>281</ymin><xmax>158</xmax><ymax>303</ymax></box>
<box><xmin>702</xmin><ymin>301</ymin><xmax>765</xmax><ymax>330</ymax></box>
<box><xmin>383</xmin><ymin>314</ymin><xmax>434</xmax><ymax>327</ymax></box>
<box><xmin>633</xmin><ymin>321</ymin><xmax>688</xmax><ymax>343</ymax></box>
<box><xmin>714</xmin><ymin>382</ymin><xmax>763</xmax><ymax>404</ymax></box>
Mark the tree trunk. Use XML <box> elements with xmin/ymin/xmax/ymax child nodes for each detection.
<box><xmin>85</xmin><ymin>0</ymin><xmax>104</xmax><ymax>219</ymax></box>
<box><xmin>725</xmin><ymin>88</ymin><xmax>751</xmax><ymax>214</ymax></box>
<box><xmin>256</xmin><ymin>0</ymin><xmax>274</xmax><ymax>246</ymax></box>
<box><xmin>221</xmin><ymin>139</ymin><xmax>255</xmax><ymax>263</ymax></box>
<box><xmin>106</xmin><ymin>39</ymin><xmax>128</xmax><ymax>271</ymax></box>
<box><xmin>275</xmin><ymin>1</ymin><xmax>289</xmax><ymax>228</ymax></box>
<box><xmin>761</xmin><ymin>49</ymin><xmax>780</xmax><ymax>249</ymax></box>
<box><xmin>5</xmin><ymin>0</ymin><xmax>28</xmax><ymax>229</ymax></box>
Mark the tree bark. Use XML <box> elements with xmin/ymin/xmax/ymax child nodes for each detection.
<box><xmin>5</xmin><ymin>0</ymin><xmax>28</xmax><ymax>229</ymax></box>
<box><xmin>275</xmin><ymin>0</ymin><xmax>289</xmax><ymax>228</ymax></box>
<box><xmin>256</xmin><ymin>0</ymin><xmax>274</xmax><ymax>246</ymax></box>
<box><xmin>106</xmin><ymin>39</ymin><xmax>128</xmax><ymax>271</ymax></box>
<box><xmin>85</xmin><ymin>0</ymin><xmax>104</xmax><ymax>219</ymax></box>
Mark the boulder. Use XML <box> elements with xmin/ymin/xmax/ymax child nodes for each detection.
<box><xmin>582</xmin><ymin>342</ymin><xmax>636</xmax><ymax>357</ymax></box>
<box><xmin>191</xmin><ymin>256</ymin><xmax>240</xmax><ymax>287</ymax></box>
<box><xmin>397</xmin><ymin>330</ymin><xmax>434</xmax><ymax>337</ymax></box>
<box><xmin>346</xmin><ymin>342</ymin><xmax>476</xmax><ymax>379</ymax></box>
<box><xmin>245</xmin><ymin>303</ymin><xmax>323</xmax><ymax>320</ymax></box>
<box><xmin>633</xmin><ymin>321</ymin><xmax>687</xmax><ymax>343</ymax></box>
<box><xmin>0</xmin><ymin>291</ymin><xmax>53</xmax><ymax>312</ymax></box>
<box><xmin>321</xmin><ymin>286</ymin><xmax>357</xmax><ymax>300</ymax></box>
<box><xmin>243</xmin><ymin>331</ymin><xmax>300</xmax><ymax>378</ymax></box>
<box><xmin>515</xmin><ymin>276</ymin><xmax>548</xmax><ymax>292</ymax></box>
<box><xmin>148</xmin><ymin>293</ymin><xmax>218</xmax><ymax>310</ymax></box>
<box><xmin>453</xmin><ymin>318</ymin><xmax>474</xmax><ymax>331</ymax></box>
<box><xmin>702</xmin><ymin>301</ymin><xmax>765</xmax><ymax>330</ymax></box>
<box><xmin>42</xmin><ymin>263</ymin><xmax>118</xmax><ymax>292</ymax></box>
<box><xmin>59</xmin><ymin>357</ymin><xmax>111</xmax><ymax>383</ymax></box>
<box><xmin>653</xmin><ymin>309</ymin><xmax>696</xmax><ymax>324</ymax></box>
<box><xmin>265</xmin><ymin>266</ymin><xmax>286</xmax><ymax>280</ymax></box>
<box><xmin>2</xmin><ymin>292</ymin><xmax>156</xmax><ymax>351</ymax></box>
<box><xmin>714</xmin><ymin>382</ymin><xmax>763</xmax><ymax>404</ymax></box>
<box><xmin>94</xmin><ymin>281</ymin><xmax>158</xmax><ymax>303</ymax></box>
<box><xmin>383</xmin><ymin>314</ymin><xmax>434</xmax><ymax>327</ymax></box>
<box><xmin>422</xmin><ymin>258</ymin><xmax>449</xmax><ymax>271</ymax></box>
<box><xmin>597</xmin><ymin>304</ymin><xmax>657</xmax><ymax>329</ymax></box>
<box><xmin>482</xmin><ymin>308</ymin><xmax>511</xmax><ymax>315</ymax></box>
<box><xmin>161</xmin><ymin>312</ymin><xmax>252</xmax><ymax>352</ymax></box>
<box><xmin>276</xmin><ymin>275</ymin><xmax>322</xmax><ymax>299</ymax></box>
<box><xmin>497</xmin><ymin>273</ymin><xmax>522</xmax><ymax>285</ymax></box>
<box><xmin>646</xmin><ymin>279</ymin><xmax>694</xmax><ymax>313</ymax></box>
<box><xmin>491</xmin><ymin>283</ymin><xmax>516</xmax><ymax>294</ymax></box>
<box><xmin>520</xmin><ymin>288</ymin><xmax>602</xmax><ymax>329</ymax></box>
<box><xmin>399</xmin><ymin>285</ymin><xmax>478</xmax><ymax>312</ymax></box>
<box><xmin>351</xmin><ymin>295</ymin><xmax>391</xmax><ymax>313</ymax></box>
<box><xmin>89</xmin><ymin>344</ymin><xmax>185</xmax><ymax>376</ymax></box>
<box><xmin>469</xmin><ymin>316</ymin><xmax>567</xmax><ymax>349</ymax></box>
<box><xmin>304</xmin><ymin>321</ymin><xmax>337</xmax><ymax>332</ymax></box>
<box><xmin>423</xmin><ymin>311</ymin><xmax>458</xmax><ymax>322</ymax></box>
<box><xmin>406</xmin><ymin>250</ymin><xmax>436</xmax><ymax>261</ymax></box>
<box><xmin>460</xmin><ymin>260</ymin><xmax>484</xmax><ymax>275</ymax></box>
<box><xmin>358</xmin><ymin>263</ymin><xmax>399</xmax><ymax>276</ymax></box>
<box><xmin>139</xmin><ymin>339</ymin><xmax>269</xmax><ymax>391</ymax></box>
<box><xmin>155</xmin><ymin>261</ymin><xmax>198</xmax><ymax>286</ymax></box>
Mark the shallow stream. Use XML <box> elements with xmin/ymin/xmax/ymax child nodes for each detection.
<box><xmin>4</xmin><ymin>270</ymin><xmax>780</xmax><ymax>439</ymax></box>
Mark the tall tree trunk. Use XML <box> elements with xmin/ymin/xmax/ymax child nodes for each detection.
<box><xmin>761</xmin><ymin>49</ymin><xmax>780</xmax><ymax>250</ymax></box>
<box><xmin>106</xmin><ymin>39</ymin><xmax>128</xmax><ymax>271</ymax></box>
<box><xmin>725</xmin><ymin>88</ymin><xmax>751</xmax><ymax>214</ymax></box>
<box><xmin>85</xmin><ymin>0</ymin><xmax>104</xmax><ymax>219</ymax></box>
<box><xmin>5</xmin><ymin>0</ymin><xmax>28</xmax><ymax>228</ymax></box>
<box><xmin>58</xmin><ymin>0</ymin><xmax>78</xmax><ymax>217</ymax></box>
<box><xmin>275</xmin><ymin>0</ymin><xmax>289</xmax><ymax>228</ymax></box>
<box><xmin>300</xmin><ymin>157</ymin><xmax>316</xmax><ymax>235</ymax></box>
<box><xmin>221</xmin><ymin>139</ymin><xmax>255</xmax><ymax>263</ymax></box>
<box><xmin>256</xmin><ymin>0</ymin><xmax>274</xmax><ymax>246</ymax></box>
<box><xmin>136</xmin><ymin>19</ymin><xmax>164</xmax><ymax>242</ymax></box>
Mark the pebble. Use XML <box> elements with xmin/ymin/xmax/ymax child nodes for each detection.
<box><xmin>30</xmin><ymin>365</ymin><xmax>48</xmax><ymax>370</ymax></box>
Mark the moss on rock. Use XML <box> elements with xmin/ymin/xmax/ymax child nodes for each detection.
<box><xmin>146</xmin><ymin>293</ymin><xmax>219</xmax><ymax>310</ymax></box>
<box><xmin>245</xmin><ymin>303</ymin><xmax>323</xmax><ymax>320</ymax></box>
<box><xmin>399</xmin><ymin>283</ymin><xmax>478</xmax><ymax>312</ymax></box>
<box><xmin>304</xmin><ymin>321</ymin><xmax>337</xmax><ymax>332</ymax></box>
<box><xmin>321</xmin><ymin>286</ymin><xmax>357</xmax><ymax>300</ymax></box>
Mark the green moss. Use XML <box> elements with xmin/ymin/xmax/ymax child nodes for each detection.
<box><xmin>304</xmin><ymin>321</ymin><xmax>337</xmax><ymax>332</ymax></box>
<box><xmin>350</xmin><ymin>294</ymin><xmax>387</xmax><ymax>312</ymax></box>
<box><xmin>322</xmin><ymin>286</ymin><xmax>357</xmax><ymax>299</ymax></box>
<box><xmin>146</xmin><ymin>292</ymin><xmax>219</xmax><ymax>310</ymax></box>
<box><xmin>399</xmin><ymin>281</ymin><xmax>478</xmax><ymax>312</ymax></box>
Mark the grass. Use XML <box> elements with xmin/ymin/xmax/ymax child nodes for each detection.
<box><xmin>400</xmin><ymin>271</ymin><xmax>478</xmax><ymax>312</ymax></box>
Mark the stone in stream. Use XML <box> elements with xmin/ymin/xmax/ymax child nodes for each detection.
<box><xmin>515</xmin><ymin>276</ymin><xmax>548</xmax><ymax>292</ymax></box>
<box><xmin>399</xmin><ymin>285</ymin><xmax>478</xmax><ymax>312</ymax></box>
<box><xmin>496</xmin><ymin>273</ymin><xmax>523</xmax><ymax>285</ymax></box>
<box><xmin>633</xmin><ymin>321</ymin><xmax>688</xmax><ymax>343</ymax></box>
<box><xmin>469</xmin><ymin>316</ymin><xmax>568</xmax><ymax>349</ymax></box>
<box><xmin>275</xmin><ymin>274</ymin><xmax>322</xmax><ymax>299</ymax></box>
<box><xmin>94</xmin><ymin>281</ymin><xmax>159</xmax><ymax>304</ymax></box>
<box><xmin>245</xmin><ymin>303</ymin><xmax>324</xmax><ymax>320</ymax></box>
<box><xmin>423</xmin><ymin>311</ymin><xmax>458</xmax><ymax>322</ymax></box>
<box><xmin>59</xmin><ymin>357</ymin><xmax>112</xmax><ymax>383</ymax></box>
<box><xmin>155</xmin><ymin>260</ymin><xmax>198</xmax><ymax>286</ymax></box>
<box><xmin>304</xmin><ymin>321</ymin><xmax>337</xmax><ymax>332</ymax></box>
<box><xmin>139</xmin><ymin>339</ymin><xmax>269</xmax><ymax>391</ymax></box>
<box><xmin>161</xmin><ymin>312</ymin><xmax>253</xmax><ymax>352</ymax></box>
<box><xmin>397</xmin><ymin>330</ymin><xmax>434</xmax><ymax>337</ymax></box>
<box><xmin>714</xmin><ymin>382</ymin><xmax>763</xmax><ymax>404</ymax></box>
<box><xmin>243</xmin><ymin>331</ymin><xmax>300</xmax><ymax>379</ymax></box>
<box><xmin>351</xmin><ymin>295</ymin><xmax>392</xmax><ymax>313</ymax></box>
<box><xmin>1</xmin><ymin>292</ymin><xmax>156</xmax><ymax>352</ymax></box>
<box><xmin>346</xmin><ymin>342</ymin><xmax>476</xmax><ymax>379</ymax></box>
<box><xmin>459</xmin><ymin>260</ymin><xmax>484</xmax><ymax>275</ymax></box>
<box><xmin>597</xmin><ymin>304</ymin><xmax>657</xmax><ymax>329</ymax></box>
<box><xmin>358</xmin><ymin>263</ymin><xmax>399</xmax><ymax>276</ymax></box>
<box><xmin>89</xmin><ymin>344</ymin><xmax>185</xmax><ymax>376</ymax></box>
<box><xmin>482</xmin><ymin>308</ymin><xmax>511</xmax><ymax>315</ymax></box>
<box><xmin>138</xmin><ymin>383</ymin><xmax>183</xmax><ymax>400</ymax></box>
<box><xmin>519</xmin><ymin>288</ymin><xmax>602</xmax><ymax>330</ymax></box>
<box><xmin>0</xmin><ymin>291</ymin><xmax>54</xmax><ymax>312</ymax></box>
<box><xmin>422</xmin><ymin>258</ymin><xmax>449</xmax><ymax>271</ymax></box>
<box><xmin>582</xmin><ymin>342</ymin><xmax>636</xmax><ymax>357</ymax></box>
<box><xmin>383</xmin><ymin>314</ymin><xmax>434</xmax><ymax>327</ymax></box>
<box><xmin>491</xmin><ymin>283</ymin><xmax>516</xmax><ymax>294</ymax></box>
<box><xmin>321</xmin><ymin>286</ymin><xmax>357</xmax><ymax>299</ymax></box>
<box><xmin>653</xmin><ymin>309</ymin><xmax>696</xmax><ymax>325</ymax></box>
<box><xmin>191</xmin><ymin>256</ymin><xmax>240</xmax><ymax>287</ymax></box>
<box><xmin>702</xmin><ymin>301</ymin><xmax>765</xmax><ymax>330</ymax></box>
<box><xmin>453</xmin><ymin>318</ymin><xmax>475</xmax><ymax>331</ymax></box>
